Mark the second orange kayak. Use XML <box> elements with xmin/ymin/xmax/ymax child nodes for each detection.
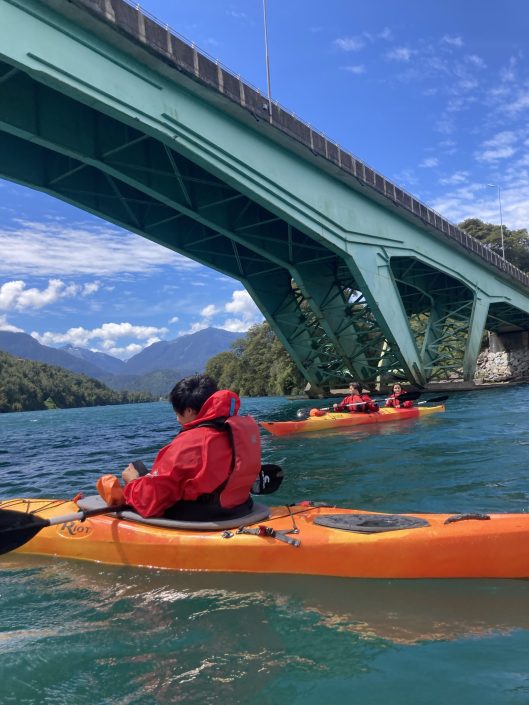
<box><xmin>260</xmin><ymin>404</ymin><xmax>445</xmax><ymax>436</ymax></box>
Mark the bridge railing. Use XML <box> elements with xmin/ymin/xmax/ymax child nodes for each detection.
<box><xmin>73</xmin><ymin>0</ymin><xmax>529</xmax><ymax>291</ymax></box>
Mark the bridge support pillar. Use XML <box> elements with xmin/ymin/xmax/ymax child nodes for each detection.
<box><xmin>292</xmin><ymin>262</ymin><xmax>370</xmax><ymax>381</ymax></box>
<box><xmin>463</xmin><ymin>297</ymin><xmax>489</xmax><ymax>381</ymax></box>
<box><xmin>244</xmin><ymin>271</ymin><xmax>329</xmax><ymax>393</ymax></box>
<box><xmin>345</xmin><ymin>245</ymin><xmax>426</xmax><ymax>386</ymax></box>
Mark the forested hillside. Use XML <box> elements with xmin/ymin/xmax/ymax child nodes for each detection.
<box><xmin>0</xmin><ymin>352</ymin><xmax>153</xmax><ymax>413</ymax></box>
<box><xmin>205</xmin><ymin>323</ymin><xmax>304</xmax><ymax>396</ymax></box>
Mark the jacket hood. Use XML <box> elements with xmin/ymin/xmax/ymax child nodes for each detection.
<box><xmin>182</xmin><ymin>389</ymin><xmax>240</xmax><ymax>430</ymax></box>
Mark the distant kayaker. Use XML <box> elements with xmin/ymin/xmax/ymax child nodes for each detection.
<box><xmin>120</xmin><ymin>374</ymin><xmax>261</xmax><ymax>519</ymax></box>
<box><xmin>385</xmin><ymin>383</ymin><xmax>414</xmax><ymax>409</ymax></box>
<box><xmin>333</xmin><ymin>383</ymin><xmax>379</xmax><ymax>413</ymax></box>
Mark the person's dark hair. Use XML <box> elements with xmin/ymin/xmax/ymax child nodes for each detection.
<box><xmin>169</xmin><ymin>374</ymin><xmax>218</xmax><ymax>415</ymax></box>
<box><xmin>351</xmin><ymin>383</ymin><xmax>363</xmax><ymax>393</ymax></box>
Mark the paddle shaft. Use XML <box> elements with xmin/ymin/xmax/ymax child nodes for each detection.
<box><xmin>45</xmin><ymin>503</ymin><xmax>129</xmax><ymax>527</ymax></box>
<box><xmin>317</xmin><ymin>390</ymin><xmax>420</xmax><ymax>412</ymax></box>
<box><xmin>417</xmin><ymin>395</ymin><xmax>448</xmax><ymax>405</ymax></box>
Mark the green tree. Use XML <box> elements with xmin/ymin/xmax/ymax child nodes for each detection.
<box><xmin>459</xmin><ymin>218</ymin><xmax>529</xmax><ymax>272</ymax></box>
<box><xmin>205</xmin><ymin>323</ymin><xmax>304</xmax><ymax>396</ymax></box>
<box><xmin>0</xmin><ymin>352</ymin><xmax>154</xmax><ymax>413</ymax></box>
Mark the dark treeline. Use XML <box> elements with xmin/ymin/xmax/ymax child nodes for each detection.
<box><xmin>459</xmin><ymin>218</ymin><xmax>529</xmax><ymax>272</ymax></box>
<box><xmin>206</xmin><ymin>323</ymin><xmax>305</xmax><ymax>396</ymax></box>
<box><xmin>0</xmin><ymin>351</ymin><xmax>153</xmax><ymax>413</ymax></box>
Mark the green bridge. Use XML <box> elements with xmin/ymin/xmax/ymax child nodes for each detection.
<box><xmin>2</xmin><ymin>0</ymin><xmax>529</xmax><ymax>393</ymax></box>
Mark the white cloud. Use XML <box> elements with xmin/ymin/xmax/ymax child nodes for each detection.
<box><xmin>0</xmin><ymin>279</ymin><xmax>99</xmax><ymax>311</ymax></box>
<box><xmin>220</xmin><ymin>290</ymin><xmax>263</xmax><ymax>331</ymax></box>
<box><xmin>500</xmin><ymin>57</ymin><xmax>517</xmax><ymax>83</ymax></box>
<box><xmin>31</xmin><ymin>322</ymin><xmax>169</xmax><ymax>358</ymax></box>
<box><xmin>334</xmin><ymin>36</ymin><xmax>365</xmax><ymax>52</ymax></box>
<box><xmin>105</xmin><ymin>343</ymin><xmax>144</xmax><ymax>358</ymax></box>
<box><xmin>178</xmin><ymin>290</ymin><xmax>263</xmax><ymax>337</ymax></box>
<box><xmin>169</xmin><ymin>315</ymin><xmax>179</xmax><ymax>324</ymax></box>
<box><xmin>83</xmin><ymin>282</ymin><xmax>100</xmax><ymax>296</ymax></box>
<box><xmin>431</xmin><ymin>177</ymin><xmax>529</xmax><ymax>231</ymax></box>
<box><xmin>439</xmin><ymin>170</ymin><xmax>469</xmax><ymax>185</ymax></box>
<box><xmin>370</xmin><ymin>27</ymin><xmax>392</xmax><ymax>41</ymax></box>
<box><xmin>466</xmin><ymin>54</ymin><xmax>485</xmax><ymax>69</ymax></box>
<box><xmin>475</xmin><ymin>131</ymin><xmax>517</xmax><ymax>162</ymax></box>
<box><xmin>0</xmin><ymin>314</ymin><xmax>23</xmax><ymax>333</ymax></box>
<box><xmin>221</xmin><ymin>317</ymin><xmax>254</xmax><ymax>333</ymax></box>
<box><xmin>506</xmin><ymin>91</ymin><xmax>529</xmax><ymax>115</ymax></box>
<box><xmin>419</xmin><ymin>157</ymin><xmax>439</xmax><ymax>168</ymax></box>
<box><xmin>385</xmin><ymin>47</ymin><xmax>413</xmax><ymax>62</ymax></box>
<box><xmin>177</xmin><ymin>321</ymin><xmax>209</xmax><ymax>336</ymax></box>
<box><xmin>201</xmin><ymin>304</ymin><xmax>219</xmax><ymax>318</ymax></box>
<box><xmin>224</xmin><ymin>290</ymin><xmax>260</xmax><ymax>319</ymax></box>
<box><xmin>442</xmin><ymin>35</ymin><xmax>463</xmax><ymax>48</ymax></box>
<box><xmin>478</xmin><ymin>146</ymin><xmax>516</xmax><ymax>161</ymax></box>
<box><xmin>343</xmin><ymin>65</ymin><xmax>366</xmax><ymax>75</ymax></box>
<box><xmin>0</xmin><ymin>220</ymin><xmax>200</xmax><ymax>276</ymax></box>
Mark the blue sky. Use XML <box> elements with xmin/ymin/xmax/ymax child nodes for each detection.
<box><xmin>1</xmin><ymin>0</ymin><xmax>528</xmax><ymax>358</ymax></box>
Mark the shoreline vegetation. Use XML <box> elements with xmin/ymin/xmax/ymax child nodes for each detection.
<box><xmin>0</xmin><ymin>351</ymin><xmax>153</xmax><ymax>413</ymax></box>
<box><xmin>205</xmin><ymin>322</ymin><xmax>305</xmax><ymax>397</ymax></box>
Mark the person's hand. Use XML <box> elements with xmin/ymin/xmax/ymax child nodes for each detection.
<box><xmin>122</xmin><ymin>463</ymin><xmax>140</xmax><ymax>484</ymax></box>
<box><xmin>333</xmin><ymin>404</ymin><xmax>339</xmax><ymax>411</ymax></box>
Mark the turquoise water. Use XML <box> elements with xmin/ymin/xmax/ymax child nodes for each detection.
<box><xmin>1</xmin><ymin>386</ymin><xmax>529</xmax><ymax>704</ymax></box>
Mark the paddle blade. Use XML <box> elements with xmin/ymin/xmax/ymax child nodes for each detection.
<box><xmin>251</xmin><ymin>464</ymin><xmax>284</xmax><ymax>495</ymax></box>
<box><xmin>425</xmin><ymin>395</ymin><xmax>448</xmax><ymax>404</ymax></box>
<box><xmin>0</xmin><ymin>508</ymin><xmax>49</xmax><ymax>555</ymax></box>
<box><xmin>296</xmin><ymin>408</ymin><xmax>309</xmax><ymax>419</ymax></box>
<box><xmin>400</xmin><ymin>391</ymin><xmax>421</xmax><ymax>402</ymax></box>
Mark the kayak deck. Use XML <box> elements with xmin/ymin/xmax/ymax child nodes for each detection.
<box><xmin>260</xmin><ymin>404</ymin><xmax>445</xmax><ymax>436</ymax></box>
<box><xmin>2</xmin><ymin>496</ymin><xmax>529</xmax><ymax>579</ymax></box>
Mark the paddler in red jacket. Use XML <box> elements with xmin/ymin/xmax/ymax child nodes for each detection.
<box><xmin>333</xmin><ymin>383</ymin><xmax>379</xmax><ymax>413</ymax></box>
<box><xmin>385</xmin><ymin>383</ymin><xmax>413</xmax><ymax>408</ymax></box>
<box><xmin>121</xmin><ymin>375</ymin><xmax>261</xmax><ymax>519</ymax></box>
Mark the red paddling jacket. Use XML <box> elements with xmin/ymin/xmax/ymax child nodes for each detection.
<box><xmin>335</xmin><ymin>393</ymin><xmax>379</xmax><ymax>413</ymax></box>
<box><xmin>386</xmin><ymin>393</ymin><xmax>413</xmax><ymax>409</ymax></box>
<box><xmin>123</xmin><ymin>390</ymin><xmax>261</xmax><ymax>519</ymax></box>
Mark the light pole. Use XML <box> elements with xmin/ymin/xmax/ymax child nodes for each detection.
<box><xmin>487</xmin><ymin>183</ymin><xmax>505</xmax><ymax>259</ymax></box>
<box><xmin>262</xmin><ymin>0</ymin><xmax>272</xmax><ymax>116</ymax></box>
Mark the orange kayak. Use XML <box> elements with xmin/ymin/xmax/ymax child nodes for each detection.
<box><xmin>260</xmin><ymin>404</ymin><xmax>445</xmax><ymax>436</ymax></box>
<box><xmin>2</xmin><ymin>495</ymin><xmax>529</xmax><ymax>579</ymax></box>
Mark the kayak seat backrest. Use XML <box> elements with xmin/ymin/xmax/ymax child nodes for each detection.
<box><xmin>314</xmin><ymin>513</ymin><xmax>430</xmax><ymax>533</ymax></box>
<box><xmin>78</xmin><ymin>495</ymin><xmax>270</xmax><ymax>531</ymax></box>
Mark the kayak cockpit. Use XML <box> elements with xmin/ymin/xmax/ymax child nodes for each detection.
<box><xmin>77</xmin><ymin>495</ymin><xmax>270</xmax><ymax>531</ymax></box>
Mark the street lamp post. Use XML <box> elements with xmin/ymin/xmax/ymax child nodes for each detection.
<box><xmin>487</xmin><ymin>183</ymin><xmax>505</xmax><ymax>259</ymax></box>
<box><xmin>262</xmin><ymin>0</ymin><xmax>272</xmax><ymax>116</ymax></box>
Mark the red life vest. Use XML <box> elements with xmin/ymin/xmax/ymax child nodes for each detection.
<box><xmin>216</xmin><ymin>415</ymin><xmax>262</xmax><ymax>508</ymax></box>
<box><xmin>179</xmin><ymin>413</ymin><xmax>261</xmax><ymax>509</ymax></box>
<box><xmin>386</xmin><ymin>394</ymin><xmax>412</xmax><ymax>409</ymax></box>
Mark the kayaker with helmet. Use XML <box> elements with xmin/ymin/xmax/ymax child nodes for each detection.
<box><xmin>333</xmin><ymin>383</ymin><xmax>379</xmax><ymax>414</ymax></box>
<box><xmin>386</xmin><ymin>382</ymin><xmax>414</xmax><ymax>409</ymax></box>
<box><xmin>119</xmin><ymin>374</ymin><xmax>261</xmax><ymax>520</ymax></box>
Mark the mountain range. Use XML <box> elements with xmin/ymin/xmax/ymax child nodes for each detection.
<box><xmin>0</xmin><ymin>328</ymin><xmax>241</xmax><ymax>396</ymax></box>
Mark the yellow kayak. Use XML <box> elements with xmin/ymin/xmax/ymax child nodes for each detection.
<box><xmin>260</xmin><ymin>404</ymin><xmax>445</xmax><ymax>436</ymax></box>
